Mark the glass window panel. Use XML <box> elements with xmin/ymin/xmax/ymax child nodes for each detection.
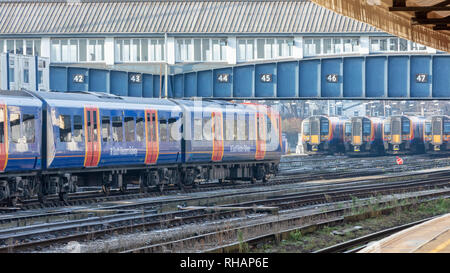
<box><xmin>70</xmin><ymin>39</ymin><xmax>78</xmax><ymax>61</ymax></box>
<box><xmin>136</xmin><ymin>117</ymin><xmax>144</xmax><ymax>141</ymax></box>
<box><xmin>123</xmin><ymin>39</ymin><xmax>130</xmax><ymax>62</ymax></box>
<box><xmin>112</xmin><ymin>116</ymin><xmax>123</xmax><ymax>142</ymax></box>
<box><xmin>115</xmin><ymin>39</ymin><xmax>122</xmax><ymax>62</ymax></box>
<box><xmin>246</xmin><ymin>39</ymin><xmax>254</xmax><ymax>60</ymax></box>
<box><xmin>141</xmin><ymin>39</ymin><xmax>148</xmax><ymax>61</ymax></box>
<box><xmin>97</xmin><ymin>39</ymin><xmax>104</xmax><ymax>61</ymax></box>
<box><xmin>34</xmin><ymin>40</ymin><xmax>40</xmax><ymax>56</ymax></box>
<box><xmin>23</xmin><ymin>69</ymin><xmax>29</xmax><ymax>84</ymax></box>
<box><xmin>6</xmin><ymin>40</ymin><xmax>14</xmax><ymax>54</ymax></box>
<box><xmin>351</xmin><ymin>38</ymin><xmax>360</xmax><ymax>52</ymax></box>
<box><xmin>88</xmin><ymin>40</ymin><xmax>96</xmax><ymax>61</ymax></box>
<box><xmin>150</xmin><ymin>39</ymin><xmax>156</xmax><ymax>61</ymax></box>
<box><xmin>73</xmin><ymin>115</ymin><xmax>83</xmax><ymax>142</ymax></box>
<box><xmin>101</xmin><ymin>116</ymin><xmax>110</xmax><ymax>142</ymax></box>
<box><xmin>23</xmin><ymin>114</ymin><xmax>34</xmax><ymax>143</ymax></box>
<box><xmin>212</xmin><ymin>39</ymin><xmax>220</xmax><ymax>61</ymax></box>
<box><xmin>238</xmin><ymin>40</ymin><xmax>246</xmax><ymax>61</ymax></box>
<box><xmin>61</xmin><ymin>40</ymin><xmax>69</xmax><ymax>62</ymax></box>
<box><xmin>399</xmin><ymin>38</ymin><xmax>408</xmax><ymax>51</ymax></box>
<box><xmin>194</xmin><ymin>118</ymin><xmax>202</xmax><ymax>141</ymax></box>
<box><xmin>51</xmin><ymin>40</ymin><xmax>61</xmax><ymax>62</ymax></box>
<box><xmin>333</xmin><ymin>38</ymin><xmax>342</xmax><ymax>54</ymax></box>
<box><xmin>257</xmin><ymin>39</ymin><xmax>265</xmax><ymax>59</ymax></box>
<box><xmin>389</xmin><ymin>38</ymin><xmax>398</xmax><ymax>51</ymax></box>
<box><xmin>313</xmin><ymin>39</ymin><xmax>321</xmax><ymax>55</ymax></box>
<box><xmin>194</xmin><ymin>39</ymin><xmax>201</xmax><ymax>61</ymax></box>
<box><xmin>159</xmin><ymin>39</ymin><xmax>165</xmax><ymax>61</ymax></box>
<box><xmin>15</xmin><ymin>40</ymin><xmax>23</xmax><ymax>55</ymax></box>
<box><xmin>59</xmin><ymin>114</ymin><xmax>71</xmax><ymax>142</ymax></box>
<box><xmin>380</xmin><ymin>39</ymin><xmax>387</xmax><ymax>51</ymax></box>
<box><xmin>26</xmin><ymin>40</ymin><xmax>33</xmax><ymax>55</ymax></box>
<box><xmin>343</xmin><ymin>39</ymin><xmax>352</xmax><ymax>52</ymax></box>
<box><xmin>0</xmin><ymin>40</ymin><xmax>3</xmax><ymax>53</ymax></box>
<box><xmin>202</xmin><ymin>39</ymin><xmax>210</xmax><ymax>61</ymax></box>
<box><xmin>220</xmin><ymin>39</ymin><xmax>227</xmax><ymax>60</ymax></box>
<box><xmin>159</xmin><ymin>120</ymin><xmax>168</xmax><ymax>142</ymax></box>
<box><xmin>265</xmin><ymin>39</ymin><xmax>274</xmax><ymax>59</ymax></box>
<box><xmin>131</xmin><ymin>39</ymin><xmax>139</xmax><ymax>62</ymax></box>
<box><xmin>79</xmin><ymin>39</ymin><xmax>87</xmax><ymax>62</ymax></box>
<box><xmin>371</xmin><ymin>39</ymin><xmax>380</xmax><ymax>52</ymax></box>
<box><xmin>323</xmin><ymin>38</ymin><xmax>332</xmax><ymax>54</ymax></box>
<box><xmin>124</xmin><ymin>116</ymin><xmax>135</xmax><ymax>142</ymax></box>
<box><xmin>186</xmin><ymin>39</ymin><xmax>193</xmax><ymax>61</ymax></box>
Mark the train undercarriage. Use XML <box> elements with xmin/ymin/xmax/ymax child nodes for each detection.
<box><xmin>0</xmin><ymin>160</ymin><xmax>279</xmax><ymax>205</ymax></box>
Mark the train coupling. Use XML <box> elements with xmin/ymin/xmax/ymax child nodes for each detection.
<box><xmin>434</xmin><ymin>145</ymin><xmax>441</xmax><ymax>151</ymax></box>
<box><xmin>393</xmin><ymin>145</ymin><xmax>399</xmax><ymax>151</ymax></box>
<box><xmin>353</xmin><ymin>146</ymin><xmax>360</xmax><ymax>152</ymax></box>
<box><xmin>312</xmin><ymin>145</ymin><xmax>318</xmax><ymax>152</ymax></box>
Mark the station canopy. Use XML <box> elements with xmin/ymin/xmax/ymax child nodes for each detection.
<box><xmin>311</xmin><ymin>0</ymin><xmax>450</xmax><ymax>53</ymax></box>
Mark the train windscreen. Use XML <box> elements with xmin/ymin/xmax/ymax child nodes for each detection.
<box><xmin>362</xmin><ymin>120</ymin><xmax>371</xmax><ymax>136</ymax></box>
<box><xmin>384</xmin><ymin>123</ymin><xmax>391</xmax><ymax>134</ymax></box>
<box><xmin>303</xmin><ymin>122</ymin><xmax>310</xmax><ymax>135</ymax></box>
<box><xmin>402</xmin><ymin>119</ymin><xmax>410</xmax><ymax>134</ymax></box>
<box><xmin>433</xmin><ymin>119</ymin><xmax>442</xmax><ymax>135</ymax></box>
<box><xmin>320</xmin><ymin>119</ymin><xmax>329</xmax><ymax>135</ymax></box>
<box><xmin>311</xmin><ymin>118</ymin><xmax>320</xmax><ymax>135</ymax></box>
<box><xmin>392</xmin><ymin>118</ymin><xmax>401</xmax><ymax>135</ymax></box>
<box><xmin>425</xmin><ymin>122</ymin><xmax>432</xmax><ymax>135</ymax></box>
<box><xmin>345</xmin><ymin>123</ymin><xmax>352</xmax><ymax>135</ymax></box>
<box><xmin>444</xmin><ymin>122</ymin><xmax>450</xmax><ymax>134</ymax></box>
<box><xmin>352</xmin><ymin>119</ymin><xmax>361</xmax><ymax>136</ymax></box>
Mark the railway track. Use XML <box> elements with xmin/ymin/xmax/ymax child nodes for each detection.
<box><xmin>1</xmin><ymin>170</ymin><xmax>449</xmax><ymax>253</ymax></box>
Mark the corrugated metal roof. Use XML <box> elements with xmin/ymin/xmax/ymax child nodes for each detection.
<box><xmin>0</xmin><ymin>0</ymin><xmax>380</xmax><ymax>35</ymax></box>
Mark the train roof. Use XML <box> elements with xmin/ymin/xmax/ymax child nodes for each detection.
<box><xmin>0</xmin><ymin>90</ymin><xmax>42</xmax><ymax>107</ymax></box>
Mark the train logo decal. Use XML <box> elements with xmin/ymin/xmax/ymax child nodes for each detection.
<box><xmin>0</xmin><ymin>102</ymin><xmax>8</xmax><ymax>172</ymax></box>
<box><xmin>144</xmin><ymin>109</ymin><xmax>159</xmax><ymax>165</ymax></box>
<box><xmin>83</xmin><ymin>106</ymin><xmax>101</xmax><ymax>167</ymax></box>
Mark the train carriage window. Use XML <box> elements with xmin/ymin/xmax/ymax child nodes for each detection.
<box><xmin>168</xmin><ymin>118</ymin><xmax>179</xmax><ymax>142</ymax></box>
<box><xmin>363</xmin><ymin>120</ymin><xmax>371</xmax><ymax>135</ymax></box>
<box><xmin>320</xmin><ymin>120</ymin><xmax>329</xmax><ymax>135</ymax></box>
<box><xmin>124</xmin><ymin>116</ymin><xmax>135</xmax><ymax>142</ymax></box>
<box><xmin>203</xmin><ymin>116</ymin><xmax>212</xmax><ymax>140</ymax></box>
<box><xmin>0</xmin><ymin>109</ymin><xmax>4</xmax><ymax>143</ymax></box>
<box><xmin>136</xmin><ymin>117</ymin><xmax>144</xmax><ymax>142</ymax></box>
<box><xmin>444</xmin><ymin>122</ymin><xmax>450</xmax><ymax>134</ymax></box>
<box><xmin>245</xmin><ymin>115</ymin><xmax>249</xmax><ymax>141</ymax></box>
<box><xmin>225</xmin><ymin>115</ymin><xmax>234</xmax><ymax>141</ymax></box>
<box><xmin>159</xmin><ymin>119</ymin><xmax>168</xmax><ymax>142</ymax></box>
<box><xmin>248</xmin><ymin>114</ymin><xmax>256</xmax><ymax>141</ymax></box>
<box><xmin>194</xmin><ymin>118</ymin><xmax>202</xmax><ymax>141</ymax></box>
<box><xmin>344</xmin><ymin>123</ymin><xmax>351</xmax><ymax>135</ymax></box>
<box><xmin>112</xmin><ymin>116</ymin><xmax>123</xmax><ymax>142</ymax></box>
<box><xmin>59</xmin><ymin>114</ymin><xmax>71</xmax><ymax>142</ymax></box>
<box><xmin>257</xmin><ymin>116</ymin><xmax>265</xmax><ymax>141</ymax></box>
<box><xmin>147</xmin><ymin>114</ymin><xmax>157</xmax><ymax>142</ymax></box>
<box><xmin>266</xmin><ymin>117</ymin><xmax>272</xmax><ymax>143</ymax></box>
<box><xmin>101</xmin><ymin>116</ymin><xmax>110</xmax><ymax>142</ymax></box>
<box><xmin>87</xmin><ymin>113</ymin><xmax>92</xmax><ymax>142</ymax></box>
<box><xmin>23</xmin><ymin>114</ymin><xmax>35</xmax><ymax>143</ymax></box>
<box><xmin>237</xmin><ymin>115</ymin><xmax>245</xmax><ymax>140</ymax></box>
<box><xmin>93</xmin><ymin>111</ymin><xmax>98</xmax><ymax>141</ymax></box>
<box><xmin>73</xmin><ymin>115</ymin><xmax>83</xmax><ymax>142</ymax></box>
<box><xmin>303</xmin><ymin>122</ymin><xmax>310</xmax><ymax>135</ymax></box>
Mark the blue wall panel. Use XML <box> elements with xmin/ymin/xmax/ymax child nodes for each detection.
<box><xmin>50</xmin><ymin>66</ymin><xmax>68</xmax><ymax>91</ymax></box>
<box><xmin>432</xmin><ymin>56</ymin><xmax>450</xmax><ymax>97</ymax></box>
<box><xmin>88</xmin><ymin>69</ymin><xmax>108</xmax><ymax>93</ymax></box>
<box><xmin>410</xmin><ymin>56</ymin><xmax>431</xmax><ymax>97</ymax></box>
<box><xmin>213</xmin><ymin>68</ymin><xmax>233</xmax><ymax>97</ymax></box>
<box><xmin>388</xmin><ymin>56</ymin><xmax>409</xmax><ymax>98</ymax></box>
<box><xmin>343</xmin><ymin>57</ymin><xmax>364</xmax><ymax>97</ymax></box>
<box><xmin>366</xmin><ymin>56</ymin><xmax>386</xmax><ymax>98</ymax></box>
<box><xmin>299</xmin><ymin>59</ymin><xmax>320</xmax><ymax>97</ymax></box>
<box><xmin>277</xmin><ymin>61</ymin><xmax>298</xmax><ymax>97</ymax></box>
<box><xmin>110</xmin><ymin>71</ymin><xmax>127</xmax><ymax>96</ymax></box>
<box><xmin>68</xmin><ymin>67</ymin><xmax>88</xmax><ymax>92</ymax></box>
<box><xmin>50</xmin><ymin>54</ymin><xmax>450</xmax><ymax>99</ymax></box>
<box><xmin>321</xmin><ymin>58</ymin><xmax>342</xmax><ymax>97</ymax></box>
<box><xmin>255</xmin><ymin>63</ymin><xmax>276</xmax><ymax>97</ymax></box>
<box><xmin>233</xmin><ymin>66</ymin><xmax>254</xmax><ymax>97</ymax></box>
<box><xmin>198</xmin><ymin>70</ymin><xmax>213</xmax><ymax>97</ymax></box>
<box><xmin>143</xmin><ymin>74</ymin><xmax>154</xmax><ymax>98</ymax></box>
<box><xmin>184</xmin><ymin>73</ymin><xmax>197</xmax><ymax>97</ymax></box>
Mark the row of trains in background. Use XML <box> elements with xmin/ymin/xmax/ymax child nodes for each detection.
<box><xmin>0</xmin><ymin>90</ymin><xmax>282</xmax><ymax>205</ymax></box>
<box><xmin>301</xmin><ymin>114</ymin><xmax>450</xmax><ymax>156</ymax></box>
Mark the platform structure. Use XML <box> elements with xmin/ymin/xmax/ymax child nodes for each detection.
<box><xmin>359</xmin><ymin>213</ymin><xmax>450</xmax><ymax>253</ymax></box>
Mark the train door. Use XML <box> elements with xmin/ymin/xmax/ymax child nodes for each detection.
<box><xmin>84</xmin><ymin>106</ymin><xmax>101</xmax><ymax>167</ymax></box>
<box><xmin>255</xmin><ymin>112</ymin><xmax>266</xmax><ymax>160</ymax></box>
<box><xmin>211</xmin><ymin>111</ymin><xmax>224</xmax><ymax>161</ymax></box>
<box><xmin>145</xmin><ymin>109</ymin><xmax>159</xmax><ymax>164</ymax></box>
<box><xmin>0</xmin><ymin>104</ymin><xmax>7</xmax><ymax>171</ymax></box>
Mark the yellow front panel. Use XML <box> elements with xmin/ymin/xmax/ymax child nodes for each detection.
<box><xmin>433</xmin><ymin>135</ymin><xmax>442</xmax><ymax>144</ymax></box>
<box><xmin>393</xmin><ymin>135</ymin><xmax>400</xmax><ymax>143</ymax></box>
<box><xmin>311</xmin><ymin>135</ymin><xmax>319</xmax><ymax>144</ymax></box>
<box><xmin>353</xmin><ymin>136</ymin><xmax>361</xmax><ymax>145</ymax></box>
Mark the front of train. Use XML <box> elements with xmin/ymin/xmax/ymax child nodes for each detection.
<box><xmin>302</xmin><ymin>115</ymin><xmax>343</xmax><ymax>155</ymax></box>
<box><xmin>383</xmin><ymin>116</ymin><xmax>424</xmax><ymax>154</ymax></box>
<box><xmin>424</xmin><ymin>115</ymin><xmax>450</xmax><ymax>153</ymax></box>
<box><xmin>344</xmin><ymin>117</ymin><xmax>383</xmax><ymax>156</ymax></box>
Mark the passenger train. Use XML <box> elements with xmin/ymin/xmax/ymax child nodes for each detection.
<box><xmin>343</xmin><ymin>116</ymin><xmax>384</xmax><ymax>156</ymax></box>
<box><xmin>424</xmin><ymin>115</ymin><xmax>450</xmax><ymax>153</ymax></box>
<box><xmin>382</xmin><ymin>115</ymin><xmax>425</xmax><ymax>154</ymax></box>
<box><xmin>0</xmin><ymin>90</ymin><xmax>282</xmax><ymax>205</ymax></box>
<box><xmin>301</xmin><ymin>115</ymin><xmax>345</xmax><ymax>155</ymax></box>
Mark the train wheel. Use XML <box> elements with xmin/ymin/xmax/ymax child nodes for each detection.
<box><xmin>102</xmin><ymin>185</ymin><xmax>111</xmax><ymax>196</ymax></box>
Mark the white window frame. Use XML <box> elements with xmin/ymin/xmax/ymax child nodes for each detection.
<box><xmin>238</xmin><ymin>38</ymin><xmax>294</xmax><ymax>61</ymax></box>
<box><xmin>1</xmin><ymin>39</ymin><xmax>41</xmax><ymax>56</ymax></box>
<box><xmin>50</xmin><ymin>38</ymin><xmax>105</xmax><ymax>63</ymax></box>
<box><xmin>115</xmin><ymin>38</ymin><xmax>165</xmax><ymax>63</ymax></box>
<box><xmin>176</xmin><ymin>38</ymin><xmax>227</xmax><ymax>63</ymax></box>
